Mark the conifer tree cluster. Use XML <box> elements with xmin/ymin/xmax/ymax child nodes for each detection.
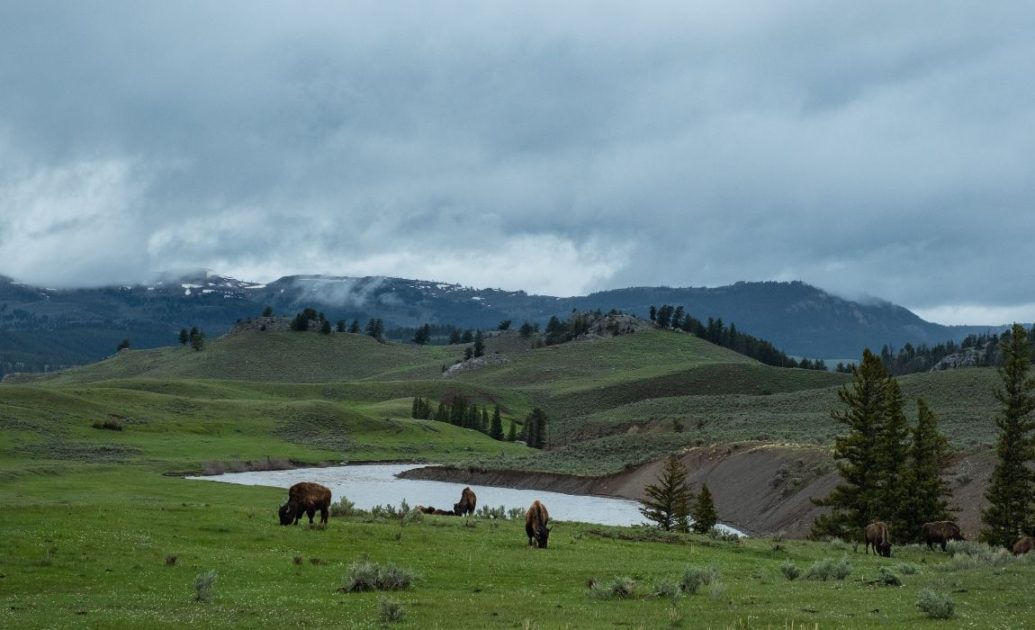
<box><xmin>365</xmin><ymin>318</ymin><xmax>385</xmax><ymax>341</ymax></box>
<box><xmin>523</xmin><ymin>407</ymin><xmax>548</xmax><ymax>449</ymax></box>
<box><xmin>290</xmin><ymin>307</ymin><xmax>324</xmax><ymax>331</ymax></box>
<box><xmin>411</xmin><ymin>397</ymin><xmax>511</xmax><ymax>442</ymax></box>
<box><xmin>812</xmin><ymin>349</ymin><xmax>952</xmax><ymax>541</ymax></box>
<box><xmin>649</xmin><ymin>304</ymin><xmax>826</xmax><ymax>370</ymax></box>
<box><xmin>981</xmin><ymin>324</ymin><xmax>1035</xmax><ymax>548</ymax></box>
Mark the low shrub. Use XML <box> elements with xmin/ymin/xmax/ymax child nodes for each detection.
<box><xmin>895</xmin><ymin>563</ymin><xmax>917</xmax><ymax>575</ymax></box>
<box><xmin>378</xmin><ymin>596</ymin><xmax>406</xmax><ymax>623</ymax></box>
<box><xmin>650</xmin><ymin>579</ymin><xmax>682</xmax><ymax>601</ymax></box>
<box><xmin>707</xmin><ymin>527</ymin><xmax>740</xmax><ymax>542</ymax></box>
<box><xmin>193</xmin><ymin>570</ymin><xmax>217</xmax><ymax>603</ymax></box>
<box><xmin>165</xmin><ymin>554</ymin><xmax>178</xmax><ymax>566</ymax></box>
<box><xmin>806</xmin><ymin>557</ymin><xmax>851</xmax><ymax>581</ymax></box>
<box><xmin>779</xmin><ymin>562</ymin><xmax>801</xmax><ymax>581</ymax></box>
<box><xmin>330</xmin><ymin>497</ymin><xmax>356</xmax><ymax>518</ymax></box>
<box><xmin>477</xmin><ymin>505</ymin><xmax>508</xmax><ymax>520</ymax></box>
<box><xmin>589</xmin><ymin>576</ymin><xmax>636</xmax><ymax>599</ymax></box>
<box><xmin>507</xmin><ymin>507</ymin><xmax>526</xmax><ymax>520</ymax></box>
<box><xmin>828</xmin><ymin>537</ymin><xmax>847</xmax><ymax>551</ymax></box>
<box><xmin>680</xmin><ymin>566</ymin><xmax>718</xmax><ymax>594</ymax></box>
<box><xmin>401</xmin><ymin>508</ymin><xmax>423</xmax><ymax>526</ymax></box>
<box><xmin>916</xmin><ymin>588</ymin><xmax>955</xmax><ymax>619</ymax></box>
<box><xmin>871</xmin><ymin>567</ymin><xmax>902</xmax><ymax>587</ymax></box>
<box><xmin>92</xmin><ymin>419</ymin><xmax>123</xmax><ymax>431</ymax></box>
<box><xmin>339</xmin><ymin>561</ymin><xmax>416</xmax><ymax>593</ymax></box>
<box><xmin>708</xmin><ymin>582</ymin><xmax>726</xmax><ymax>601</ymax></box>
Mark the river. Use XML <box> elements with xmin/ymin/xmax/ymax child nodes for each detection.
<box><xmin>189</xmin><ymin>463</ymin><xmax>742</xmax><ymax>534</ymax></box>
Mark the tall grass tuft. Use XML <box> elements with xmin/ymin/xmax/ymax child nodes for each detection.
<box><xmin>193</xmin><ymin>570</ymin><xmax>217</xmax><ymax>603</ymax></box>
<box><xmin>779</xmin><ymin>562</ymin><xmax>801</xmax><ymax>581</ymax></box>
<box><xmin>330</xmin><ymin>496</ymin><xmax>356</xmax><ymax>517</ymax></box>
<box><xmin>339</xmin><ymin>561</ymin><xmax>416</xmax><ymax>592</ymax></box>
<box><xmin>806</xmin><ymin>556</ymin><xmax>852</xmax><ymax>581</ymax></box>
<box><xmin>680</xmin><ymin>566</ymin><xmax>718</xmax><ymax>594</ymax></box>
<box><xmin>588</xmin><ymin>576</ymin><xmax>636</xmax><ymax>599</ymax></box>
<box><xmin>378</xmin><ymin>596</ymin><xmax>406</xmax><ymax>623</ymax></box>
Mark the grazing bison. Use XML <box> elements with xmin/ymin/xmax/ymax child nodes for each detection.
<box><xmin>864</xmin><ymin>521</ymin><xmax>892</xmax><ymax>557</ymax></box>
<box><xmin>453</xmin><ymin>486</ymin><xmax>477</xmax><ymax>517</ymax></box>
<box><xmin>920</xmin><ymin>521</ymin><xmax>963</xmax><ymax>551</ymax></box>
<box><xmin>278</xmin><ymin>482</ymin><xmax>331</xmax><ymax>527</ymax></box>
<box><xmin>1013</xmin><ymin>536</ymin><xmax>1034</xmax><ymax>556</ymax></box>
<box><xmin>525</xmin><ymin>500</ymin><xmax>551</xmax><ymax>549</ymax></box>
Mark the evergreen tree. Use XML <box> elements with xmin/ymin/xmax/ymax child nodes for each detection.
<box><xmin>875</xmin><ymin>378</ymin><xmax>911</xmax><ymax>533</ymax></box>
<box><xmin>178</xmin><ymin>329</ymin><xmax>189</xmax><ymax>345</ymax></box>
<box><xmin>525</xmin><ymin>408</ymin><xmax>547</xmax><ymax>448</ymax></box>
<box><xmin>461</xmin><ymin>330</ymin><xmax>473</xmax><ymax>343</ymax></box>
<box><xmin>981</xmin><ymin>323</ymin><xmax>1035</xmax><ymax>548</ymax></box>
<box><xmin>319</xmin><ymin>319</ymin><xmax>332</xmax><ymax>335</ymax></box>
<box><xmin>481</xmin><ymin>407</ymin><xmax>490</xmax><ymax>433</ymax></box>
<box><xmin>449</xmin><ymin>329</ymin><xmax>462</xmax><ymax>344</ymax></box>
<box><xmin>638</xmin><ymin>455</ymin><xmax>691</xmax><ymax>532</ymax></box>
<box><xmin>290</xmin><ymin>312</ymin><xmax>309</xmax><ymax>331</ymax></box>
<box><xmin>473</xmin><ymin>330</ymin><xmax>485</xmax><ymax>357</ymax></box>
<box><xmin>649</xmin><ymin>305</ymin><xmax>657</xmax><ymax>321</ymax></box>
<box><xmin>507</xmin><ymin>418</ymin><xmax>517</xmax><ymax>441</ymax></box>
<box><xmin>463</xmin><ymin>347</ymin><xmax>473</xmax><ymax>361</ymax></box>
<box><xmin>413</xmin><ymin>323</ymin><xmax>431</xmax><ymax>345</ymax></box>
<box><xmin>449</xmin><ymin>397</ymin><xmax>466</xmax><ymax>426</ymax></box>
<box><xmin>365</xmin><ymin>318</ymin><xmax>384</xmax><ymax>340</ymax></box>
<box><xmin>116</xmin><ymin>338</ymin><xmax>130</xmax><ymax>352</ymax></box>
<box><xmin>261</xmin><ymin>306</ymin><xmax>273</xmax><ymax>317</ymax></box>
<box><xmin>435</xmin><ymin>402</ymin><xmax>449</xmax><ymax>423</ymax></box>
<box><xmin>899</xmin><ymin>399</ymin><xmax>952</xmax><ymax>541</ymax></box>
<box><xmin>498</xmin><ymin>320</ymin><xmax>512</xmax><ymax>331</ymax></box>
<box><xmin>811</xmin><ymin>350</ymin><xmax>891</xmax><ymax>539</ymax></box>
<box><xmin>348</xmin><ymin>319</ymin><xmax>361</xmax><ymax>334</ymax></box>
<box><xmin>489</xmin><ymin>405</ymin><xmax>504</xmax><ymax>440</ymax></box>
<box><xmin>336</xmin><ymin>320</ymin><xmax>347</xmax><ymax>333</ymax></box>
<box><xmin>411</xmin><ymin>396</ymin><xmax>422</xmax><ymax>419</ymax></box>
<box><xmin>465</xmin><ymin>405</ymin><xmax>479</xmax><ymax>430</ymax></box>
<box><xmin>691</xmin><ymin>483</ymin><xmax>718</xmax><ymax>534</ymax></box>
<box><xmin>518</xmin><ymin>321</ymin><xmax>534</xmax><ymax>338</ymax></box>
<box><xmin>189</xmin><ymin>328</ymin><xmax>205</xmax><ymax>351</ymax></box>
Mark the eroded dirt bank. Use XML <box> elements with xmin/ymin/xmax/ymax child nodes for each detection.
<box><xmin>401</xmin><ymin>444</ymin><xmax>994</xmax><ymax>538</ymax></box>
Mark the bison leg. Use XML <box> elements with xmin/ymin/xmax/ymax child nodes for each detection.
<box><xmin>306</xmin><ymin>507</ymin><xmax>316</xmax><ymax>524</ymax></box>
<box><xmin>940</xmin><ymin>540</ymin><xmax>947</xmax><ymax>552</ymax></box>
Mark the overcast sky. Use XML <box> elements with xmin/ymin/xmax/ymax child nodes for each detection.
<box><xmin>1</xmin><ymin>2</ymin><xmax>1033</xmax><ymax>324</ymax></box>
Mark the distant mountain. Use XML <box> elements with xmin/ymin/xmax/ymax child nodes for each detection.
<box><xmin>0</xmin><ymin>273</ymin><xmax>1007</xmax><ymax>374</ymax></box>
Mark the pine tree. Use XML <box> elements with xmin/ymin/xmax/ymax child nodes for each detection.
<box><xmin>518</xmin><ymin>321</ymin><xmax>534</xmax><ymax>338</ymax></box>
<box><xmin>336</xmin><ymin>320</ymin><xmax>346</xmax><ymax>333</ymax></box>
<box><xmin>178</xmin><ymin>329</ymin><xmax>189</xmax><ymax>345</ymax></box>
<box><xmin>480</xmin><ymin>408</ymin><xmax>489</xmax><ymax>433</ymax></box>
<box><xmin>463</xmin><ymin>347</ymin><xmax>473</xmax><ymax>361</ymax></box>
<box><xmin>811</xmin><ymin>349</ymin><xmax>891</xmax><ymax>539</ymax></box>
<box><xmin>981</xmin><ymin>323</ymin><xmax>1035</xmax><ymax>548</ymax></box>
<box><xmin>319</xmin><ymin>319</ymin><xmax>332</xmax><ymax>335</ymax></box>
<box><xmin>638</xmin><ymin>455</ymin><xmax>691</xmax><ymax>532</ymax></box>
<box><xmin>489</xmin><ymin>405</ymin><xmax>504</xmax><ymax>440</ymax></box>
<box><xmin>116</xmin><ymin>339</ymin><xmax>130</xmax><ymax>352</ymax></box>
<box><xmin>465</xmin><ymin>405</ymin><xmax>479</xmax><ymax>430</ymax></box>
<box><xmin>875</xmin><ymin>378</ymin><xmax>911</xmax><ymax>534</ymax></box>
<box><xmin>189</xmin><ymin>328</ymin><xmax>205</xmax><ymax>351</ymax></box>
<box><xmin>435</xmin><ymin>402</ymin><xmax>449</xmax><ymax>423</ymax></box>
<box><xmin>348</xmin><ymin>319</ymin><xmax>361</xmax><ymax>334</ymax></box>
<box><xmin>899</xmin><ymin>399</ymin><xmax>952</xmax><ymax>541</ymax></box>
<box><xmin>507</xmin><ymin>418</ymin><xmax>517</xmax><ymax>441</ymax></box>
<box><xmin>461</xmin><ymin>330</ymin><xmax>473</xmax><ymax>343</ymax></box>
<box><xmin>691</xmin><ymin>483</ymin><xmax>718</xmax><ymax>534</ymax></box>
<box><xmin>473</xmin><ymin>330</ymin><xmax>485</xmax><ymax>357</ymax></box>
<box><xmin>413</xmin><ymin>323</ymin><xmax>431</xmax><ymax>345</ymax></box>
<box><xmin>449</xmin><ymin>397</ymin><xmax>466</xmax><ymax>427</ymax></box>
<box><xmin>449</xmin><ymin>329</ymin><xmax>462</xmax><ymax>344</ymax></box>
<box><xmin>261</xmin><ymin>306</ymin><xmax>273</xmax><ymax>317</ymax></box>
<box><xmin>525</xmin><ymin>408</ymin><xmax>547</xmax><ymax>448</ymax></box>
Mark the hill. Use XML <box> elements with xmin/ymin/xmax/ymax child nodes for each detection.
<box><xmin>0</xmin><ymin>273</ymin><xmax>1010</xmax><ymax>374</ymax></box>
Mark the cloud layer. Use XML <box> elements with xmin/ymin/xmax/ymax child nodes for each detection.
<box><xmin>1</xmin><ymin>2</ymin><xmax>1032</xmax><ymax>323</ymax></box>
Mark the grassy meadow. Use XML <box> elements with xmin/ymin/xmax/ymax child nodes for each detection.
<box><xmin>1</xmin><ymin>325</ymin><xmax>1028</xmax><ymax>627</ymax></box>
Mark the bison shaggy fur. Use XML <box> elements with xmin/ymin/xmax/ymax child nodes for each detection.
<box><xmin>278</xmin><ymin>482</ymin><xmax>331</xmax><ymax>527</ymax></box>
<box><xmin>920</xmin><ymin>521</ymin><xmax>963</xmax><ymax>551</ymax></box>
<box><xmin>453</xmin><ymin>486</ymin><xmax>477</xmax><ymax>517</ymax></box>
<box><xmin>1013</xmin><ymin>536</ymin><xmax>1034</xmax><ymax>556</ymax></box>
<box><xmin>525</xmin><ymin>500</ymin><xmax>551</xmax><ymax>549</ymax></box>
<box><xmin>864</xmin><ymin>521</ymin><xmax>892</xmax><ymax>557</ymax></box>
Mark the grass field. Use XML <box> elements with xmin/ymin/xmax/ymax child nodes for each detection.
<box><xmin>0</xmin><ymin>323</ymin><xmax>1028</xmax><ymax>627</ymax></box>
<box><xmin>2</xmin><ymin>466</ymin><xmax>1034</xmax><ymax>628</ymax></box>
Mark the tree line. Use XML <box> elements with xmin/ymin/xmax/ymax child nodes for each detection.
<box><xmin>649</xmin><ymin>304</ymin><xmax>827</xmax><ymax>370</ymax></box>
<box><xmin>410</xmin><ymin>396</ymin><xmax>547</xmax><ymax>448</ymax></box>
<box><xmin>812</xmin><ymin>324</ymin><xmax>1035</xmax><ymax>548</ymax></box>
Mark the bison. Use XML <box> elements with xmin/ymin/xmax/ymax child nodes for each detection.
<box><xmin>920</xmin><ymin>521</ymin><xmax>963</xmax><ymax>551</ymax></box>
<box><xmin>864</xmin><ymin>521</ymin><xmax>892</xmax><ymax>557</ymax></box>
<box><xmin>453</xmin><ymin>486</ymin><xmax>477</xmax><ymax>517</ymax></box>
<box><xmin>1013</xmin><ymin>536</ymin><xmax>1034</xmax><ymax>556</ymax></box>
<box><xmin>278</xmin><ymin>482</ymin><xmax>331</xmax><ymax>527</ymax></box>
<box><xmin>525</xmin><ymin>500</ymin><xmax>551</xmax><ymax>549</ymax></box>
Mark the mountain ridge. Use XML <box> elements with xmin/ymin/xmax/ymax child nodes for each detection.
<box><xmin>0</xmin><ymin>272</ymin><xmax>1010</xmax><ymax>374</ymax></box>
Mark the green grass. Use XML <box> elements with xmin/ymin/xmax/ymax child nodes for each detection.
<box><xmin>2</xmin><ymin>467</ymin><xmax>1033</xmax><ymax>628</ymax></box>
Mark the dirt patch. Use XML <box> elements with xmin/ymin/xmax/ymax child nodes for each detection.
<box><xmin>403</xmin><ymin>443</ymin><xmax>995</xmax><ymax>539</ymax></box>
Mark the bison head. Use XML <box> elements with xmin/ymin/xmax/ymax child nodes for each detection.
<box><xmin>278</xmin><ymin>503</ymin><xmax>295</xmax><ymax>525</ymax></box>
<box><xmin>535</xmin><ymin>525</ymin><xmax>551</xmax><ymax>549</ymax></box>
<box><xmin>878</xmin><ymin>541</ymin><xmax>892</xmax><ymax>557</ymax></box>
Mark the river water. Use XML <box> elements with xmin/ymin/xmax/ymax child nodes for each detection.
<box><xmin>189</xmin><ymin>463</ymin><xmax>742</xmax><ymax>534</ymax></box>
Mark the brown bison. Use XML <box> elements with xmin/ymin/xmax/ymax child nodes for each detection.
<box><xmin>864</xmin><ymin>521</ymin><xmax>892</xmax><ymax>557</ymax></box>
<box><xmin>920</xmin><ymin>521</ymin><xmax>963</xmax><ymax>551</ymax></box>
<box><xmin>278</xmin><ymin>482</ymin><xmax>331</xmax><ymax>526</ymax></box>
<box><xmin>525</xmin><ymin>500</ymin><xmax>551</xmax><ymax>548</ymax></box>
<box><xmin>1013</xmin><ymin>536</ymin><xmax>1034</xmax><ymax>556</ymax></box>
<box><xmin>453</xmin><ymin>486</ymin><xmax>477</xmax><ymax>517</ymax></box>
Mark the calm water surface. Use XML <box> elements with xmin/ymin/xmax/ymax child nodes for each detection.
<box><xmin>189</xmin><ymin>464</ymin><xmax>742</xmax><ymax>534</ymax></box>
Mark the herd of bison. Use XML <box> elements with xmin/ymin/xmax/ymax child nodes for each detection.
<box><xmin>277</xmin><ymin>481</ymin><xmax>552</xmax><ymax>548</ymax></box>
<box><xmin>277</xmin><ymin>481</ymin><xmax>1034</xmax><ymax>556</ymax></box>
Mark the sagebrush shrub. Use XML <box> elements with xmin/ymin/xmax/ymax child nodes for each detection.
<box><xmin>378</xmin><ymin>596</ymin><xmax>406</xmax><ymax>623</ymax></box>
<box><xmin>193</xmin><ymin>570</ymin><xmax>217</xmax><ymax>603</ymax></box>
<box><xmin>779</xmin><ymin>562</ymin><xmax>801</xmax><ymax>581</ymax></box>
<box><xmin>589</xmin><ymin>576</ymin><xmax>636</xmax><ymax>599</ymax></box>
<box><xmin>680</xmin><ymin>566</ymin><xmax>718</xmax><ymax>593</ymax></box>
<box><xmin>330</xmin><ymin>497</ymin><xmax>356</xmax><ymax>517</ymax></box>
<box><xmin>339</xmin><ymin>561</ymin><xmax>415</xmax><ymax>592</ymax></box>
<box><xmin>916</xmin><ymin>588</ymin><xmax>955</xmax><ymax>619</ymax></box>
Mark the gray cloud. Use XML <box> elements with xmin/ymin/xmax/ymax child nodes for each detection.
<box><xmin>0</xmin><ymin>1</ymin><xmax>1033</xmax><ymax>324</ymax></box>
